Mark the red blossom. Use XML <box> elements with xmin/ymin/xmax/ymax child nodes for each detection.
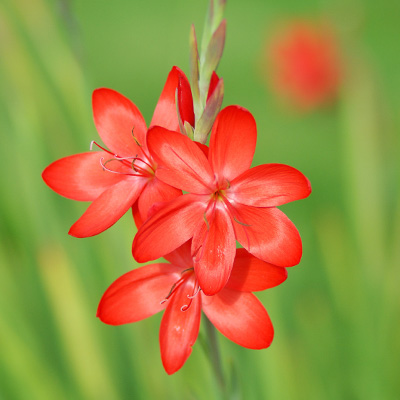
<box><xmin>268</xmin><ymin>20</ymin><xmax>342</xmax><ymax>110</ymax></box>
<box><xmin>132</xmin><ymin>105</ymin><xmax>311</xmax><ymax>295</ymax></box>
<box><xmin>97</xmin><ymin>241</ymin><xmax>287</xmax><ymax>375</ymax></box>
<box><xmin>42</xmin><ymin>67</ymin><xmax>193</xmax><ymax>237</ymax></box>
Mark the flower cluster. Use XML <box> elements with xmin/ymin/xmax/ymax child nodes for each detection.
<box><xmin>43</xmin><ymin>2</ymin><xmax>311</xmax><ymax>375</ymax></box>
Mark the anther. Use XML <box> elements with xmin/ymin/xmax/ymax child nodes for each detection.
<box><xmin>233</xmin><ymin>216</ymin><xmax>251</xmax><ymax>227</ymax></box>
<box><xmin>89</xmin><ymin>141</ymin><xmax>115</xmax><ymax>156</ymax></box>
<box><xmin>203</xmin><ymin>213</ymin><xmax>210</xmax><ymax>231</ymax></box>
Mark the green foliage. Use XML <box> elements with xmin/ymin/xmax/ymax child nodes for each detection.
<box><xmin>0</xmin><ymin>0</ymin><xmax>399</xmax><ymax>399</ymax></box>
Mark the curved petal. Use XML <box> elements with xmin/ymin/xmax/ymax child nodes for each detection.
<box><xmin>132</xmin><ymin>202</ymin><xmax>144</xmax><ymax>230</ymax></box>
<box><xmin>209</xmin><ymin>106</ymin><xmax>257</xmax><ymax>182</ymax></box>
<box><xmin>42</xmin><ymin>151</ymin><xmax>126</xmax><ymax>201</ymax></box>
<box><xmin>231</xmin><ymin>204</ymin><xmax>302</xmax><ymax>267</ymax></box>
<box><xmin>178</xmin><ymin>74</ymin><xmax>195</xmax><ymax>127</ymax></box>
<box><xmin>132</xmin><ymin>194</ymin><xmax>207</xmax><ymax>263</ymax></box>
<box><xmin>97</xmin><ymin>263</ymin><xmax>181</xmax><ymax>325</ymax></box>
<box><xmin>202</xmin><ymin>289</ymin><xmax>273</xmax><ymax>349</ymax></box>
<box><xmin>229</xmin><ymin>164</ymin><xmax>311</xmax><ymax>207</ymax></box>
<box><xmin>150</xmin><ymin>66</ymin><xmax>193</xmax><ymax>131</ymax></box>
<box><xmin>207</xmin><ymin>71</ymin><xmax>220</xmax><ymax>102</ymax></box>
<box><xmin>92</xmin><ymin>88</ymin><xmax>147</xmax><ymax>157</ymax></box>
<box><xmin>69</xmin><ymin>177</ymin><xmax>146</xmax><ymax>237</ymax></box>
<box><xmin>226</xmin><ymin>248</ymin><xmax>288</xmax><ymax>292</ymax></box>
<box><xmin>192</xmin><ymin>204</ymin><xmax>236</xmax><ymax>295</ymax></box>
<box><xmin>160</xmin><ymin>276</ymin><xmax>201</xmax><ymax>374</ymax></box>
<box><xmin>137</xmin><ymin>177</ymin><xmax>182</xmax><ymax>223</ymax></box>
<box><xmin>163</xmin><ymin>240</ymin><xmax>194</xmax><ymax>270</ymax></box>
<box><xmin>148</xmin><ymin>127</ymin><xmax>215</xmax><ymax>194</ymax></box>
<box><xmin>195</xmin><ymin>141</ymin><xmax>209</xmax><ymax>158</ymax></box>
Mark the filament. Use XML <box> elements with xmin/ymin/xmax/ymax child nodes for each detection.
<box><xmin>99</xmin><ymin>158</ymin><xmax>140</xmax><ymax>176</ymax></box>
<box><xmin>181</xmin><ymin>281</ymin><xmax>201</xmax><ymax>312</ymax></box>
<box><xmin>222</xmin><ymin>197</ymin><xmax>251</xmax><ymax>250</ymax></box>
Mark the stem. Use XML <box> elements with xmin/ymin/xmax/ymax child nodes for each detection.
<box><xmin>204</xmin><ymin>315</ymin><xmax>227</xmax><ymax>398</ymax></box>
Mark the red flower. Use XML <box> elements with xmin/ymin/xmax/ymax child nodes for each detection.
<box><xmin>97</xmin><ymin>240</ymin><xmax>287</xmax><ymax>374</ymax></box>
<box><xmin>268</xmin><ymin>21</ymin><xmax>342</xmax><ymax>110</ymax></box>
<box><xmin>42</xmin><ymin>67</ymin><xmax>193</xmax><ymax>237</ymax></box>
<box><xmin>132</xmin><ymin>105</ymin><xmax>311</xmax><ymax>295</ymax></box>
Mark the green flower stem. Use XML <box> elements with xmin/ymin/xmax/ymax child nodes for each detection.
<box><xmin>204</xmin><ymin>315</ymin><xmax>227</xmax><ymax>399</ymax></box>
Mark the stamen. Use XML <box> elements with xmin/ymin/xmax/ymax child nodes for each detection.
<box><xmin>233</xmin><ymin>217</ymin><xmax>251</xmax><ymax>227</ymax></box>
<box><xmin>116</xmin><ymin>157</ymin><xmax>137</xmax><ymax>169</ymax></box>
<box><xmin>193</xmin><ymin>202</ymin><xmax>216</xmax><ymax>263</ymax></box>
<box><xmin>113</xmin><ymin>155</ymin><xmax>136</xmax><ymax>161</ymax></box>
<box><xmin>99</xmin><ymin>158</ymin><xmax>141</xmax><ymax>176</ymax></box>
<box><xmin>222</xmin><ymin>197</ymin><xmax>252</xmax><ymax>250</ymax></box>
<box><xmin>132</xmin><ymin>156</ymin><xmax>154</xmax><ymax>171</ymax></box>
<box><xmin>131</xmin><ymin>127</ymin><xmax>142</xmax><ymax>148</ymax></box>
<box><xmin>132</xmin><ymin>162</ymin><xmax>152</xmax><ymax>175</ymax></box>
<box><xmin>181</xmin><ymin>281</ymin><xmax>201</xmax><ymax>311</ymax></box>
<box><xmin>90</xmin><ymin>139</ymin><xmax>154</xmax><ymax>173</ymax></box>
<box><xmin>90</xmin><ymin>141</ymin><xmax>114</xmax><ymax>156</ymax></box>
<box><xmin>163</xmin><ymin>282</ymin><xmax>178</xmax><ymax>301</ymax></box>
<box><xmin>159</xmin><ymin>275</ymin><xmax>186</xmax><ymax>305</ymax></box>
<box><xmin>130</xmin><ymin>126</ymin><xmax>154</xmax><ymax>167</ymax></box>
<box><xmin>181</xmin><ymin>268</ymin><xmax>194</xmax><ymax>275</ymax></box>
<box><xmin>187</xmin><ymin>285</ymin><xmax>201</xmax><ymax>299</ymax></box>
<box><xmin>203</xmin><ymin>212</ymin><xmax>210</xmax><ymax>231</ymax></box>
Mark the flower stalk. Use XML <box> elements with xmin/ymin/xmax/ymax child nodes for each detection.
<box><xmin>189</xmin><ymin>0</ymin><xmax>226</xmax><ymax>143</ymax></box>
<box><xmin>204</xmin><ymin>315</ymin><xmax>227</xmax><ymax>398</ymax></box>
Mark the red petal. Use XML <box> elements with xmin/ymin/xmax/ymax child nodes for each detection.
<box><xmin>207</xmin><ymin>71</ymin><xmax>220</xmax><ymax>102</ymax></box>
<box><xmin>192</xmin><ymin>204</ymin><xmax>236</xmax><ymax>295</ymax></box>
<box><xmin>97</xmin><ymin>263</ymin><xmax>180</xmax><ymax>325</ymax></box>
<box><xmin>42</xmin><ymin>152</ymin><xmax>125</xmax><ymax>201</ymax></box>
<box><xmin>137</xmin><ymin>178</ymin><xmax>182</xmax><ymax>223</ymax></box>
<box><xmin>195</xmin><ymin>141</ymin><xmax>209</xmax><ymax>158</ymax></box>
<box><xmin>209</xmin><ymin>106</ymin><xmax>257</xmax><ymax>182</ymax></box>
<box><xmin>160</xmin><ymin>276</ymin><xmax>201</xmax><ymax>374</ymax></box>
<box><xmin>231</xmin><ymin>204</ymin><xmax>302</xmax><ymax>267</ymax></box>
<box><xmin>148</xmin><ymin>127</ymin><xmax>215</xmax><ymax>194</ymax></box>
<box><xmin>132</xmin><ymin>194</ymin><xmax>207</xmax><ymax>262</ymax></box>
<box><xmin>132</xmin><ymin>202</ymin><xmax>144</xmax><ymax>230</ymax></box>
<box><xmin>229</xmin><ymin>164</ymin><xmax>311</xmax><ymax>207</ymax></box>
<box><xmin>92</xmin><ymin>88</ymin><xmax>147</xmax><ymax>157</ymax></box>
<box><xmin>202</xmin><ymin>289</ymin><xmax>273</xmax><ymax>349</ymax></box>
<box><xmin>226</xmin><ymin>248</ymin><xmax>288</xmax><ymax>292</ymax></box>
<box><xmin>69</xmin><ymin>178</ymin><xmax>146</xmax><ymax>237</ymax></box>
<box><xmin>163</xmin><ymin>240</ymin><xmax>194</xmax><ymax>270</ymax></box>
<box><xmin>178</xmin><ymin>74</ymin><xmax>195</xmax><ymax>127</ymax></box>
<box><xmin>150</xmin><ymin>66</ymin><xmax>192</xmax><ymax>131</ymax></box>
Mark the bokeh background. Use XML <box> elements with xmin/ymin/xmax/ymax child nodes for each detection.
<box><xmin>1</xmin><ymin>0</ymin><xmax>399</xmax><ymax>399</ymax></box>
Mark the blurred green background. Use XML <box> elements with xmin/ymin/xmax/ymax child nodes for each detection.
<box><xmin>1</xmin><ymin>0</ymin><xmax>399</xmax><ymax>399</ymax></box>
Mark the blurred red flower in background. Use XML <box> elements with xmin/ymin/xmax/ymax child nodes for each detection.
<box><xmin>98</xmin><ymin>240</ymin><xmax>287</xmax><ymax>374</ymax></box>
<box><xmin>267</xmin><ymin>20</ymin><xmax>342</xmax><ymax>111</ymax></box>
